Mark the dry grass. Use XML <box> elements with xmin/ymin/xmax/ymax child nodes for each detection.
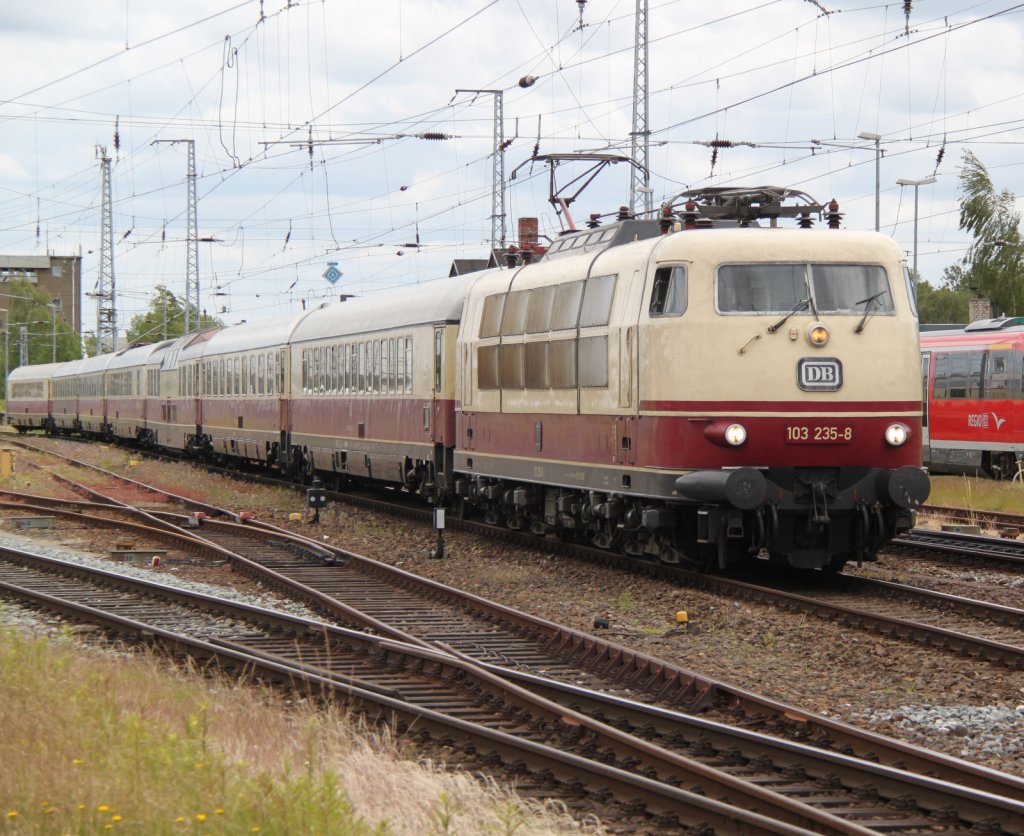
<box><xmin>927</xmin><ymin>474</ymin><xmax>1024</xmax><ymax>517</ymax></box>
<box><xmin>0</xmin><ymin>624</ymin><xmax>597</xmax><ymax>834</ymax></box>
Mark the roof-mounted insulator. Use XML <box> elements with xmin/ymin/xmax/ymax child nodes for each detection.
<box><xmin>798</xmin><ymin>212</ymin><xmax>814</xmax><ymax>229</ymax></box>
<box><xmin>617</xmin><ymin>205</ymin><xmax>633</xmax><ymax>221</ymax></box>
<box><xmin>659</xmin><ymin>205</ymin><xmax>674</xmax><ymax>235</ymax></box>
<box><xmin>521</xmin><ymin>245</ymin><xmax>535</xmax><ymax>265</ymax></box>
<box><xmin>587</xmin><ymin>213</ymin><xmax>601</xmax><ymax>229</ymax></box>
<box><xmin>505</xmin><ymin>245</ymin><xmax>518</xmax><ymax>268</ymax></box>
<box><xmin>682</xmin><ymin>200</ymin><xmax>699</xmax><ymax>230</ymax></box>
<box><xmin>825</xmin><ymin>198</ymin><xmax>842</xmax><ymax>230</ymax></box>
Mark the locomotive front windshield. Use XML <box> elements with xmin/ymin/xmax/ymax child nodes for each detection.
<box><xmin>717</xmin><ymin>263</ymin><xmax>893</xmax><ymax>315</ymax></box>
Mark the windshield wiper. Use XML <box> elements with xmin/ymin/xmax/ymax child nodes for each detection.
<box><xmin>767</xmin><ymin>298</ymin><xmax>810</xmax><ymax>333</ymax></box>
<box><xmin>854</xmin><ymin>291</ymin><xmax>888</xmax><ymax>334</ymax></box>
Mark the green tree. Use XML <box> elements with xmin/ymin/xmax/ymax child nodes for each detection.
<box><xmin>125</xmin><ymin>286</ymin><xmax>222</xmax><ymax>345</ymax></box>
<box><xmin>916</xmin><ymin>265</ymin><xmax>970</xmax><ymax>325</ymax></box>
<box><xmin>1</xmin><ymin>278</ymin><xmax>82</xmax><ymax>390</ymax></box>
<box><xmin>958</xmin><ymin>150</ymin><xmax>1023</xmax><ymax>314</ymax></box>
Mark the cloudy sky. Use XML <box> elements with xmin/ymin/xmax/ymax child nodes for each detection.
<box><xmin>1</xmin><ymin>0</ymin><xmax>1022</xmax><ymax>336</ymax></box>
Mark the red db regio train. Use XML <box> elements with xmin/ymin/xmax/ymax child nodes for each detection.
<box><xmin>6</xmin><ymin>187</ymin><xmax>930</xmax><ymax>572</ymax></box>
<box><xmin>920</xmin><ymin>317</ymin><xmax>1024</xmax><ymax>478</ymax></box>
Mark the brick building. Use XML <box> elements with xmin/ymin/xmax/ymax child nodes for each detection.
<box><xmin>0</xmin><ymin>254</ymin><xmax>82</xmax><ymax>335</ymax></box>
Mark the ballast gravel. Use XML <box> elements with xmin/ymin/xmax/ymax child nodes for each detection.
<box><xmin>0</xmin><ymin>447</ymin><xmax>1022</xmax><ymax>781</ymax></box>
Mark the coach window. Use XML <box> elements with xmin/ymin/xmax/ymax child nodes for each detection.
<box><xmin>649</xmin><ymin>266</ymin><xmax>687</xmax><ymax>316</ymax></box>
<box><xmin>258</xmin><ymin>355</ymin><xmax>266</xmax><ymax>395</ymax></box>
<box><xmin>389</xmin><ymin>338</ymin><xmax>397</xmax><ymax>393</ymax></box>
<box><xmin>278</xmin><ymin>350</ymin><xmax>286</xmax><ymax>393</ymax></box>
<box><xmin>234</xmin><ymin>357</ymin><xmax>241</xmax><ymax>394</ymax></box>
<box><xmin>268</xmin><ymin>353</ymin><xmax>276</xmax><ymax>395</ymax></box>
<box><xmin>404</xmin><ymin>337</ymin><xmax>413</xmax><ymax>392</ymax></box>
<box><xmin>551</xmin><ymin>280</ymin><xmax>584</xmax><ymax>330</ymax></box>
<box><xmin>580</xmin><ymin>274</ymin><xmax>616</xmax><ymax>327</ymax></box>
<box><xmin>381</xmin><ymin>339</ymin><xmax>389</xmax><ymax>392</ymax></box>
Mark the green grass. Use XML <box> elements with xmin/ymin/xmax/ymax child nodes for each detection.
<box><xmin>0</xmin><ymin>625</ymin><xmax>585</xmax><ymax>835</ymax></box>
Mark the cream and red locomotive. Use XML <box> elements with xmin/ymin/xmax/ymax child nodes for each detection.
<box><xmin>7</xmin><ymin>187</ymin><xmax>929</xmax><ymax>571</ymax></box>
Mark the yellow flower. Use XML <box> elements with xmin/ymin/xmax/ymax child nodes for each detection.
<box><xmin>7</xmin><ymin>811</ymin><xmax>17</xmax><ymax>818</ymax></box>
<box><xmin>97</xmin><ymin>805</ymin><xmax>110</xmax><ymax>812</ymax></box>
<box><xmin>72</xmin><ymin>758</ymin><xmax>85</xmax><ymax>765</ymax></box>
<box><xmin>175</xmin><ymin>816</ymin><xmax>186</xmax><ymax>823</ymax></box>
<box><xmin>112</xmin><ymin>815</ymin><xmax>123</xmax><ymax>822</ymax></box>
<box><xmin>214</xmin><ymin>809</ymin><xmax>225</xmax><ymax>815</ymax></box>
<box><xmin>250</xmin><ymin>828</ymin><xmax>261</xmax><ymax>833</ymax></box>
<box><xmin>196</xmin><ymin>814</ymin><xmax>207</xmax><ymax>822</ymax></box>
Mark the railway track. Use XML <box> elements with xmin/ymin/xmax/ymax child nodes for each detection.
<box><xmin>4</xmin><ymin>439</ymin><xmax>1024</xmax><ymax>826</ymax></box>
<box><xmin>2</xmin><ymin>543</ymin><xmax>1023</xmax><ymax>834</ymax></box>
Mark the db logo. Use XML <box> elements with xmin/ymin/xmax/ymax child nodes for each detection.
<box><xmin>797</xmin><ymin>358</ymin><xmax>843</xmax><ymax>391</ymax></box>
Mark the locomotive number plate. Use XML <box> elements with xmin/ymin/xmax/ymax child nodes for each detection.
<box><xmin>784</xmin><ymin>425</ymin><xmax>854</xmax><ymax>444</ymax></box>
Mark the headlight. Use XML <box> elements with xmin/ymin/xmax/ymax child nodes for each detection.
<box><xmin>807</xmin><ymin>323</ymin><xmax>830</xmax><ymax>347</ymax></box>
<box><xmin>724</xmin><ymin>423</ymin><xmax>747</xmax><ymax>446</ymax></box>
<box><xmin>885</xmin><ymin>423</ymin><xmax>910</xmax><ymax>447</ymax></box>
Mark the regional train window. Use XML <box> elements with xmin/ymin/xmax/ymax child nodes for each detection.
<box><xmin>551</xmin><ymin>280</ymin><xmax>584</xmax><ymax>330</ymax></box>
<box><xmin>649</xmin><ymin>266</ymin><xmax>687</xmax><ymax>317</ymax></box>
<box><xmin>480</xmin><ymin>294</ymin><xmax>505</xmax><ymax>337</ymax></box>
<box><xmin>525</xmin><ymin>286</ymin><xmax>555</xmax><ymax>333</ymax></box>
<box><xmin>984</xmin><ymin>350</ymin><xmax>1011</xmax><ymax>399</ymax></box>
<box><xmin>258</xmin><ymin>355</ymin><xmax>265</xmax><ymax>395</ymax></box>
<box><xmin>932</xmin><ymin>353</ymin><xmax>949</xmax><ymax>399</ymax></box>
<box><xmin>389</xmin><ymin>338</ymin><xmax>397</xmax><ymax>393</ymax></box>
<box><xmin>580</xmin><ymin>274</ymin><xmax>616</xmax><ymax>327</ymax></box>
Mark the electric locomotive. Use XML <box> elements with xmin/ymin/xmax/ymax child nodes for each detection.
<box><xmin>453</xmin><ymin>188</ymin><xmax>929</xmax><ymax>571</ymax></box>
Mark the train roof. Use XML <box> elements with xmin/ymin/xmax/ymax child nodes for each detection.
<box><xmin>105</xmin><ymin>339</ymin><xmax>177</xmax><ymax>371</ymax></box>
<box><xmin>201</xmin><ymin>313</ymin><xmax>311</xmax><ymax>357</ymax></box>
<box><xmin>7</xmin><ymin>361</ymin><xmax>64</xmax><ymax>382</ymax></box>
<box><xmin>290</xmin><ymin>273</ymin><xmax>479</xmax><ymax>343</ymax></box>
<box><xmin>921</xmin><ymin>318</ymin><xmax>1024</xmax><ymax>346</ymax></box>
<box><xmin>71</xmin><ymin>352</ymin><xmax>117</xmax><ymax>376</ymax></box>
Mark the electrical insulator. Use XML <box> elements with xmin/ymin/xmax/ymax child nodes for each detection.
<box><xmin>710</xmin><ymin>148</ymin><xmax>718</xmax><ymax>171</ymax></box>
<box><xmin>587</xmin><ymin>213</ymin><xmax>601</xmax><ymax>228</ymax></box>
<box><xmin>826</xmin><ymin>199</ymin><xmax>843</xmax><ymax>230</ymax></box>
<box><xmin>683</xmin><ymin>200</ymin><xmax>699</xmax><ymax>230</ymax></box>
